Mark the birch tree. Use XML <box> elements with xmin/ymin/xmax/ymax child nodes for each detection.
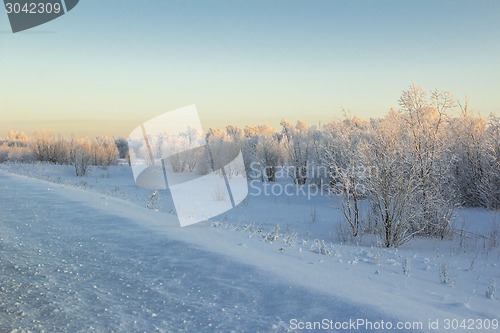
<box><xmin>281</xmin><ymin>120</ymin><xmax>311</xmax><ymax>185</ymax></box>
<box><xmin>321</xmin><ymin>116</ymin><xmax>369</xmax><ymax>238</ymax></box>
<box><xmin>360</xmin><ymin>110</ymin><xmax>421</xmax><ymax>247</ymax></box>
<box><xmin>399</xmin><ymin>84</ymin><xmax>455</xmax><ymax>239</ymax></box>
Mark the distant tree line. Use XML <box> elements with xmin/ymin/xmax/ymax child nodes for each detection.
<box><xmin>0</xmin><ymin>130</ymin><xmax>123</xmax><ymax>176</ymax></box>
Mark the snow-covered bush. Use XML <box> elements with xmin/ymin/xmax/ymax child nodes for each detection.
<box><xmin>310</xmin><ymin>239</ymin><xmax>334</xmax><ymax>256</ymax></box>
<box><xmin>0</xmin><ymin>144</ymin><xmax>7</xmax><ymax>163</ymax></box>
<box><xmin>264</xmin><ymin>225</ymin><xmax>281</xmax><ymax>243</ymax></box>
<box><xmin>26</xmin><ymin>131</ymin><xmax>118</xmax><ymax>171</ymax></box>
<box><xmin>402</xmin><ymin>258</ymin><xmax>411</xmax><ymax>276</ymax></box>
<box><xmin>0</xmin><ymin>131</ymin><xmax>33</xmax><ymax>163</ymax></box>
<box><xmin>0</xmin><ymin>143</ymin><xmax>35</xmax><ymax>163</ymax></box>
<box><xmin>282</xmin><ymin>226</ymin><xmax>298</xmax><ymax>247</ymax></box>
<box><xmin>30</xmin><ymin>130</ymin><xmax>70</xmax><ymax>164</ymax></box>
<box><xmin>71</xmin><ymin>138</ymin><xmax>92</xmax><ymax>177</ymax></box>
<box><xmin>439</xmin><ymin>263</ymin><xmax>454</xmax><ymax>285</ymax></box>
<box><xmin>90</xmin><ymin>136</ymin><xmax>119</xmax><ymax>166</ymax></box>
<box><xmin>7</xmin><ymin>145</ymin><xmax>35</xmax><ymax>163</ymax></box>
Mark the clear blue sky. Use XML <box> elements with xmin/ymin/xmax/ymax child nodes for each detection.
<box><xmin>1</xmin><ymin>0</ymin><xmax>499</xmax><ymax>137</ymax></box>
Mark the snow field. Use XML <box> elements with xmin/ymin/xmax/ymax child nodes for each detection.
<box><xmin>0</xmin><ymin>164</ymin><xmax>498</xmax><ymax>332</ymax></box>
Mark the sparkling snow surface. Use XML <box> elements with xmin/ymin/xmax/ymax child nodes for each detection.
<box><xmin>0</xmin><ymin>164</ymin><xmax>499</xmax><ymax>332</ymax></box>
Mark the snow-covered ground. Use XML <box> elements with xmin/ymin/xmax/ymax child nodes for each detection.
<box><xmin>0</xmin><ymin>163</ymin><xmax>499</xmax><ymax>333</ymax></box>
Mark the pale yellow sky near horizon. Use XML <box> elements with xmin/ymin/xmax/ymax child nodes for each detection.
<box><xmin>1</xmin><ymin>1</ymin><xmax>499</xmax><ymax>138</ymax></box>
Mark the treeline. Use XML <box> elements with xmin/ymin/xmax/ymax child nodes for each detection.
<box><xmin>2</xmin><ymin>85</ymin><xmax>498</xmax><ymax>247</ymax></box>
<box><xmin>132</xmin><ymin>84</ymin><xmax>497</xmax><ymax>247</ymax></box>
<box><xmin>194</xmin><ymin>86</ymin><xmax>499</xmax><ymax>212</ymax></box>
<box><xmin>0</xmin><ymin>130</ymin><xmax>127</xmax><ymax>176</ymax></box>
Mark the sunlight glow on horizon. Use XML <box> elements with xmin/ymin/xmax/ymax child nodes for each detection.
<box><xmin>1</xmin><ymin>0</ymin><xmax>499</xmax><ymax>138</ymax></box>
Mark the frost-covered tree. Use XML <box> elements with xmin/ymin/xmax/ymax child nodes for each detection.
<box><xmin>166</xmin><ymin>128</ymin><xmax>204</xmax><ymax>173</ymax></box>
<box><xmin>449</xmin><ymin>103</ymin><xmax>500</xmax><ymax>209</ymax></box>
<box><xmin>398</xmin><ymin>84</ymin><xmax>455</xmax><ymax>239</ymax></box>
<box><xmin>225</xmin><ymin>125</ymin><xmax>244</xmax><ymax>146</ymax></box>
<box><xmin>254</xmin><ymin>125</ymin><xmax>284</xmax><ymax>182</ymax></box>
<box><xmin>114</xmin><ymin>137</ymin><xmax>129</xmax><ymax>159</ymax></box>
<box><xmin>359</xmin><ymin>110</ymin><xmax>421</xmax><ymax>247</ymax></box>
<box><xmin>0</xmin><ymin>130</ymin><xmax>33</xmax><ymax>162</ymax></box>
<box><xmin>30</xmin><ymin>130</ymin><xmax>70</xmax><ymax>164</ymax></box>
<box><xmin>206</xmin><ymin>128</ymin><xmax>243</xmax><ymax>177</ymax></box>
<box><xmin>487</xmin><ymin>115</ymin><xmax>500</xmax><ymax>209</ymax></box>
<box><xmin>307</xmin><ymin>126</ymin><xmax>326</xmax><ymax>185</ymax></box>
<box><xmin>281</xmin><ymin>120</ymin><xmax>312</xmax><ymax>185</ymax></box>
<box><xmin>70</xmin><ymin>137</ymin><xmax>93</xmax><ymax>176</ymax></box>
<box><xmin>241</xmin><ymin>126</ymin><xmax>260</xmax><ymax>178</ymax></box>
<box><xmin>6</xmin><ymin>130</ymin><xmax>29</xmax><ymax>146</ymax></box>
<box><xmin>321</xmin><ymin>116</ymin><xmax>370</xmax><ymax>238</ymax></box>
<box><xmin>91</xmin><ymin>136</ymin><xmax>119</xmax><ymax>166</ymax></box>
